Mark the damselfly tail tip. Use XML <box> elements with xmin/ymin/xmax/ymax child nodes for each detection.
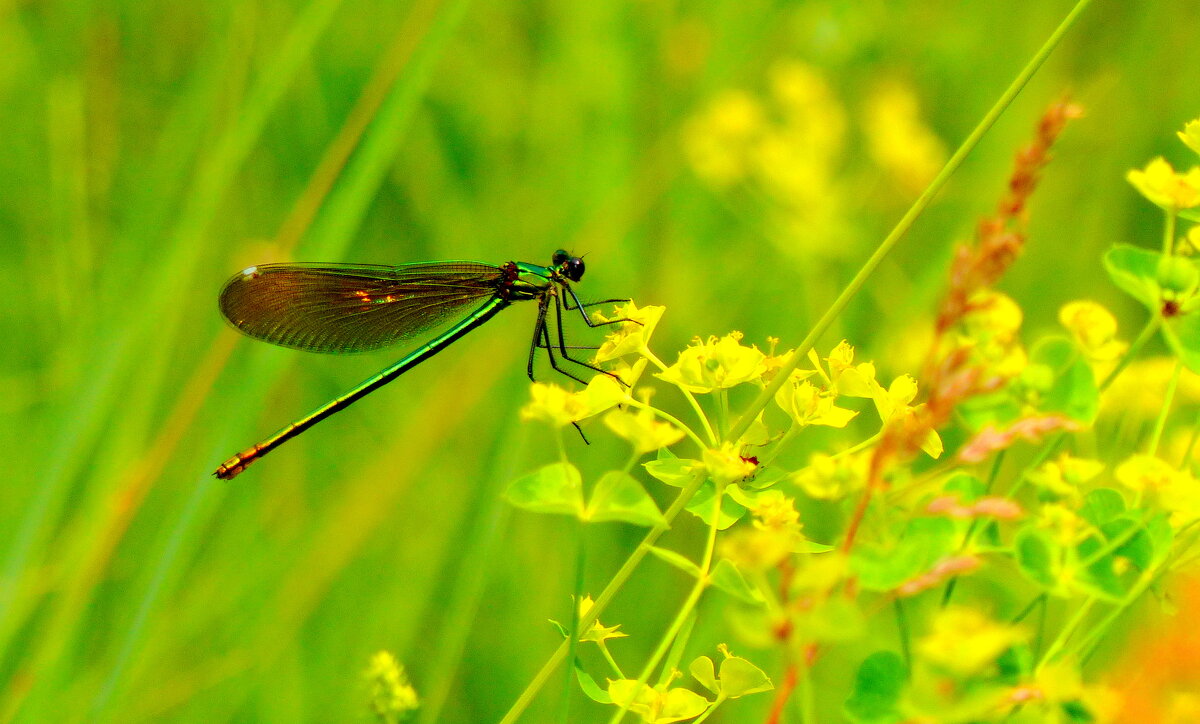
<box><xmin>213</xmin><ymin>455</ymin><xmax>250</xmax><ymax>480</ymax></box>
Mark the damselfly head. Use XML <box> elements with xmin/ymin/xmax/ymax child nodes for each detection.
<box><xmin>552</xmin><ymin>249</ymin><xmax>585</xmax><ymax>282</ymax></box>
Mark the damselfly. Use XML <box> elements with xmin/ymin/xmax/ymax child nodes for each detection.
<box><xmin>213</xmin><ymin>250</ymin><xmax>628</xmax><ymax>479</ymax></box>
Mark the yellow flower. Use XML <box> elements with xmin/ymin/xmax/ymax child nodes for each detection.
<box><xmin>960</xmin><ymin>290</ymin><xmax>1027</xmax><ymax>379</ymax></box>
<box><xmin>825</xmin><ymin>341</ymin><xmax>881</xmax><ymax>398</ymax></box>
<box><xmin>719</xmin><ymin>525</ymin><xmax>800</xmax><ymax>572</ymax></box>
<box><xmin>1188</xmin><ymin>224</ymin><xmax>1200</xmax><ymax>254</ymax></box>
<box><xmin>964</xmin><ymin>290</ymin><xmax>1023</xmax><ymax>343</ymax></box>
<box><xmin>863</xmin><ymin>80</ymin><xmax>947</xmax><ymax>194</ymax></box>
<box><xmin>657</xmin><ymin>332</ymin><xmax>765</xmax><ymax>393</ymax></box>
<box><xmin>1037</xmin><ymin>503</ymin><xmax>1087</xmax><ymax>547</ymax></box>
<box><xmin>1058</xmin><ymin>300</ymin><xmax>1126</xmax><ymax>361</ymax></box>
<box><xmin>702</xmin><ymin>442</ymin><xmax>756</xmax><ymax>487</ymax></box>
<box><xmin>916</xmin><ymin>607</ymin><xmax>1026</xmax><ymax>678</ymax></box>
<box><xmin>607</xmin><ymin>678</ymin><xmax>709</xmax><ymax>724</ymax></box>
<box><xmin>1028</xmin><ymin>454</ymin><xmax>1104</xmax><ymax>502</ymax></box>
<box><xmin>593</xmin><ymin>302</ymin><xmax>665</xmax><ymax>363</ymax></box>
<box><xmin>791</xmin><ymin>451</ymin><xmax>866</xmax><ymax>500</ymax></box>
<box><xmin>682</xmin><ymin>90</ymin><xmax>765</xmax><ymax>186</ymax></box>
<box><xmin>365</xmin><ymin>651</ymin><xmax>419</xmax><ymax>720</ymax></box>
<box><xmin>1113</xmin><ymin>454</ymin><xmax>1200</xmax><ymax>522</ymax></box>
<box><xmin>1179</xmin><ymin>118</ymin><xmax>1200</xmax><ymax>156</ymax></box>
<box><xmin>520</xmin><ymin>377</ymin><xmax>627</xmax><ymax>428</ymax></box>
<box><xmin>604</xmin><ymin>407</ymin><xmax>685</xmax><ymax>454</ymax></box>
<box><xmin>830</xmin><ymin>351</ymin><xmax>941</xmax><ymax>458</ymax></box>
<box><xmin>774</xmin><ymin>373</ymin><xmax>857</xmax><ymax>428</ymax></box>
<box><xmin>749</xmin><ymin>490</ymin><xmax>801</xmax><ymax>531</ymax></box>
<box><xmin>1127</xmin><ymin>157</ymin><xmax>1200</xmax><ymax>210</ymax></box>
<box><xmin>576</xmin><ymin>595</ymin><xmax>628</xmax><ymax>644</ymax></box>
<box><xmin>1114</xmin><ymin>454</ymin><xmax>1178</xmax><ymax>492</ymax></box>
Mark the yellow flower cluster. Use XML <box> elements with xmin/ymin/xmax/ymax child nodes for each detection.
<box><xmin>657</xmin><ymin>332</ymin><xmax>765</xmax><ymax>393</ymax></box>
<box><xmin>1115</xmin><ymin>454</ymin><xmax>1200</xmax><ymax>523</ymax></box>
<box><xmin>1127</xmin><ymin>157</ymin><xmax>1200</xmax><ymax>211</ymax></box>
<box><xmin>681</xmin><ymin>61</ymin><xmax>850</xmax><ymax>258</ymax></box>
<box><xmin>1058</xmin><ymin>300</ymin><xmax>1126</xmax><ymax>362</ymax></box>
<box><xmin>916</xmin><ymin>607</ymin><xmax>1027</xmax><ymax>678</ymax></box>
<box><xmin>364</xmin><ymin>651</ymin><xmax>419</xmax><ymax>721</ymax></box>
<box><xmin>863</xmin><ymin>81</ymin><xmax>947</xmax><ymax>194</ymax></box>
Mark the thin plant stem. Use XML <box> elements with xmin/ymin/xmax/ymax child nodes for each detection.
<box><xmin>1163</xmin><ymin>208</ymin><xmax>1178</xmax><ymax>255</ymax></box>
<box><xmin>558</xmin><ymin>523</ymin><xmax>587</xmax><ymax>724</ymax></box>
<box><xmin>623</xmin><ymin>397</ymin><xmax>708</xmax><ymax>451</ymax></box>
<box><xmin>643</xmin><ymin>348</ymin><xmax>717</xmax><ymax>446</ymax></box>
<box><xmin>724</xmin><ymin>0</ymin><xmax>1099</xmax><ymax>446</ymax></box>
<box><xmin>893</xmin><ymin>598</ymin><xmax>912</xmax><ymax>673</ymax></box>
<box><xmin>1037</xmin><ymin>597</ymin><xmax>1096</xmax><ymax>669</ymax></box>
<box><xmin>1180</xmin><ymin>408</ymin><xmax>1200</xmax><ymax>468</ymax></box>
<box><xmin>1099</xmin><ymin>315</ymin><xmax>1161</xmax><ymax>392</ymax></box>
<box><xmin>498</xmin><ymin>471</ymin><xmax>708</xmax><ymax>724</ymax></box>
<box><xmin>1148</xmin><ymin>360</ymin><xmax>1182</xmax><ymax>456</ymax></box>
<box><xmin>607</xmin><ymin>484</ymin><xmax>723</xmax><ymax>724</ymax></box>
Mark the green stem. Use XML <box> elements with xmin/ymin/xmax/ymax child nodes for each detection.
<box><xmin>498</xmin><ymin>471</ymin><xmax>708</xmax><ymax>724</ymax></box>
<box><xmin>893</xmin><ymin>598</ymin><xmax>912</xmax><ymax>674</ymax></box>
<box><xmin>644</xmin><ymin>349</ymin><xmax>718</xmax><ymax>446</ymax></box>
<box><xmin>607</xmin><ymin>484</ymin><xmax>723</xmax><ymax>724</ymax></box>
<box><xmin>692</xmin><ymin>695</ymin><xmax>726</xmax><ymax>724</ymax></box>
<box><xmin>715</xmin><ymin>389</ymin><xmax>730</xmax><ymax>441</ymax></box>
<box><xmin>1148</xmin><ymin>360</ymin><xmax>1182</xmax><ymax>456</ymax></box>
<box><xmin>1037</xmin><ymin>597</ymin><xmax>1095</xmax><ymax>669</ymax></box>
<box><xmin>623</xmin><ymin>397</ymin><xmax>708</xmax><ymax>452</ymax></box>
<box><xmin>800</xmin><ymin>660</ymin><xmax>815</xmax><ymax>724</ymax></box>
<box><xmin>724</xmin><ymin>0</ymin><xmax>1098</xmax><ymax>445</ymax></box>
<box><xmin>1179</xmin><ymin>407</ymin><xmax>1200</xmax><ymax>468</ymax></box>
<box><xmin>558</xmin><ymin>523</ymin><xmax>588</xmax><ymax>724</ymax></box>
<box><xmin>597</xmin><ymin>641</ymin><xmax>625</xmax><ymax>679</ymax></box>
<box><xmin>1098</xmin><ymin>315</ymin><xmax>1161</xmax><ymax>393</ymax></box>
<box><xmin>1164</xmin><ymin>208</ymin><xmax>1178</xmax><ymax>255</ymax></box>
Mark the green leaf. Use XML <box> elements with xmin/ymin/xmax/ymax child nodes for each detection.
<box><xmin>844</xmin><ymin>651</ymin><xmax>906</xmax><ymax>724</ymax></box>
<box><xmin>709</xmin><ymin>559</ymin><xmax>765</xmax><ymax>605</ymax></box>
<box><xmin>717</xmin><ymin>656</ymin><xmax>773</xmax><ymax>698</ymax></box>
<box><xmin>942</xmin><ymin>472</ymin><xmax>986</xmax><ymax>502</ymax></box>
<box><xmin>504</xmin><ymin>462</ymin><xmax>584</xmax><ymax>517</ymax></box>
<box><xmin>1014</xmin><ymin>526</ymin><xmax>1059</xmax><ymax>592</ymax></box>
<box><xmin>1029</xmin><ymin>337</ymin><xmax>1098</xmax><ymax>424</ymax></box>
<box><xmin>576</xmin><ymin>662</ymin><xmax>612</xmax><ymax>703</ymax></box>
<box><xmin>743</xmin><ymin>464</ymin><xmax>790</xmax><ymax>490</ymax></box>
<box><xmin>1163</xmin><ymin>305</ymin><xmax>1200</xmax><ymax>373</ymax></box>
<box><xmin>1073</xmin><ymin>534</ymin><xmax>1127</xmax><ymax>601</ymax></box>
<box><xmin>686</xmin><ymin>481</ymin><xmax>746</xmax><ymax>529</ymax></box>
<box><xmin>1145</xmin><ymin>513</ymin><xmax>1174</xmax><ymax>564</ymax></box>
<box><xmin>644</xmin><ymin>454</ymin><xmax>700</xmax><ymax>488</ymax></box>
<box><xmin>956</xmin><ymin>390</ymin><xmax>1023</xmax><ymax>431</ymax></box>
<box><xmin>799</xmin><ymin>540</ymin><xmax>835</xmax><ymax>553</ymax></box>
<box><xmin>1100</xmin><ymin>516</ymin><xmax>1153</xmax><ymax>571</ymax></box>
<box><xmin>647</xmin><ymin>546</ymin><xmax>703</xmax><ymax>578</ymax></box>
<box><xmin>794</xmin><ymin>596</ymin><xmax>866</xmax><ymax>643</ymax></box>
<box><xmin>1078</xmin><ymin>488</ymin><xmax>1126</xmax><ymax>528</ymax></box>
<box><xmin>586</xmin><ymin>471</ymin><xmax>665</xmax><ymax>527</ymax></box>
<box><xmin>851</xmin><ymin>518</ymin><xmax>956</xmax><ymax>591</ymax></box>
<box><xmin>1103</xmin><ymin>244</ymin><xmax>1162</xmax><ymax>308</ymax></box>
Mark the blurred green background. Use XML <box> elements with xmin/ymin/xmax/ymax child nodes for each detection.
<box><xmin>3</xmin><ymin>0</ymin><xmax>1198</xmax><ymax>721</ymax></box>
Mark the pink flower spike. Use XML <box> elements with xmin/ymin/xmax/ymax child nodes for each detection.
<box><xmin>959</xmin><ymin>415</ymin><xmax>1080</xmax><ymax>463</ymax></box>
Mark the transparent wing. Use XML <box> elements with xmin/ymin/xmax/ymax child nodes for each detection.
<box><xmin>218</xmin><ymin>262</ymin><xmax>504</xmax><ymax>353</ymax></box>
